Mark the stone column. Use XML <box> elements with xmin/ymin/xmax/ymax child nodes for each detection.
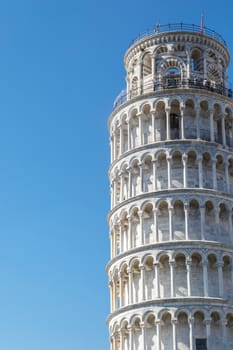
<box><xmin>127</xmin><ymin>268</ymin><xmax>133</xmax><ymax>304</ymax></box>
<box><xmin>138</xmin><ymin>211</ymin><xmax>144</xmax><ymax>245</ymax></box>
<box><xmin>120</xmin><ymin>329</ymin><xmax>125</xmax><ymax>350</ymax></box>
<box><xmin>200</xmin><ymin>206</ymin><xmax>205</xmax><ymax>240</ymax></box>
<box><xmin>153</xmin><ymin>159</ymin><xmax>157</xmax><ymax>191</ymax></box>
<box><xmin>138</xmin><ymin>113</ymin><xmax>143</xmax><ymax>145</ymax></box>
<box><xmin>170</xmin><ymin>260</ymin><xmax>175</xmax><ymax>297</ymax></box>
<box><xmin>119</xmin><ymin>223</ymin><xmax>124</xmax><ymax>254</ymax></box>
<box><xmin>222</xmin><ymin>116</ymin><xmax>226</xmax><ymax>146</ymax></box>
<box><xmin>217</xmin><ymin>262</ymin><xmax>224</xmax><ymax>297</ymax></box>
<box><xmin>228</xmin><ymin>211</ymin><xmax>233</xmax><ymax>244</ymax></box>
<box><xmin>188</xmin><ymin>317</ymin><xmax>194</xmax><ymax>350</ymax></box>
<box><xmin>203</xmin><ymin>259</ymin><xmax>208</xmax><ymax>297</ymax></box>
<box><xmin>119</xmin><ymin>272</ymin><xmax>124</xmax><ymax>308</ymax></box>
<box><xmin>222</xmin><ymin>320</ymin><xmax>227</xmax><ymax>348</ymax></box>
<box><xmin>154</xmin><ymin>262</ymin><xmax>160</xmax><ymax>298</ymax></box>
<box><xmin>139</xmin><ymin>265</ymin><xmax>145</xmax><ymax>301</ymax></box>
<box><xmin>166</xmin><ymin>107</ymin><xmax>171</xmax><ymax>140</ymax></box>
<box><xmin>111</xmin><ymin>335</ymin><xmax>115</xmax><ymax>350</ymax></box>
<box><xmin>112</xmin><ymin>278</ymin><xmax>116</xmax><ymax>311</ymax></box>
<box><xmin>153</xmin><ymin>208</ymin><xmax>158</xmax><ymax>242</ymax></box>
<box><xmin>184</xmin><ymin>203</ymin><xmax>189</xmax><ymax>240</ymax></box>
<box><xmin>141</xmin><ymin>322</ymin><xmax>146</xmax><ymax>349</ymax></box>
<box><xmin>152</xmin><ymin>111</ymin><xmax>156</xmax><ymax>141</ymax></box>
<box><xmin>109</xmin><ymin>280</ymin><xmax>113</xmax><ymax>313</ymax></box>
<box><xmin>127</xmin><ymin>216</ymin><xmax>132</xmax><ymax>250</ymax></box>
<box><xmin>198</xmin><ymin>156</ymin><xmax>203</xmax><ymax>188</ymax></box>
<box><xmin>205</xmin><ymin>319</ymin><xmax>211</xmax><ymax>350</ymax></box>
<box><xmin>120</xmin><ymin>172</ymin><xmax>124</xmax><ymax>202</ymax></box>
<box><xmin>127</xmin><ymin>167</ymin><xmax>132</xmax><ymax>198</ymax></box>
<box><xmin>172</xmin><ymin>319</ymin><xmax>177</xmax><ymax>350</ymax></box>
<box><xmin>196</xmin><ymin>108</ymin><xmax>201</xmax><ymax>139</ymax></box>
<box><xmin>225</xmin><ymin>160</ymin><xmax>230</xmax><ymax>192</ymax></box>
<box><xmin>119</xmin><ymin>123</ymin><xmax>124</xmax><ymax>155</ymax></box>
<box><xmin>210</xmin><ymin>109</ymin><xmax>214</xmax><ymax>142</ymax></box>
<box><xmin>215</xmin><ymin>206</ymin><xmax>220</xmax><ymax>241</ymax></box>
<box><xmin>139</xmin><ymin>163</ymin><xmax>143</xmax><ymax>193</ymax></box>
<box><xmin>180</xmin><ymin>107</ymin><xmax>185</xmax><ymax>139</ymax></box>
<box><xmin>128</xmin><ymin>326</ymin><xmax>134</xmax><ymax>350</ymax></box>
<box><xmin>127</xmin><ymin>118</ymin><xmax>131</xmax><ymax>151</ymax></box>
<box><xmin>212</xmin><ymin>159</ymin><xmax>217</xmax><ymax>190</ymax></box>
<box><xmin>167</xmin><ymin>156</ymin><xmax>172</xmax><ymax>189</ymax></box>
<box><xmin>113</xmin><ymin>177</ymin><xmax>117</xmax><ymax>206</ymax></box>
<box><xmin>183</xmin><ymin>154</ymin><xmax>188</xmax><ymax>188</ymax></box>
<box><xmin>156</xmin><ymin>320</ymin><xmax>161</xmax><ymax>350</ymax></box>
<box><xmin>186</xmin><ymin>258</ymin><xmax>192</xmax><ymax>296</ymax></box>
<box><xmin>169</xmin><ymin>206</ymin><xmax>174</xmax><ymax>241</ymax></box>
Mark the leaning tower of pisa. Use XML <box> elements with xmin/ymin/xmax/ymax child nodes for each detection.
<box><xmin>107</xmin><ymin>23</ymin><xmax>233</xmax><ymax>350</ymax></box>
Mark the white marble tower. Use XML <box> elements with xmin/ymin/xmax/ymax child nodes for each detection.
<box><xmin>107</xmin><ymin>23</ymin><xmax>233</xmax><ymax>350</ymax></box>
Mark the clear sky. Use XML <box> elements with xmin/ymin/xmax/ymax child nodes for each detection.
<box><xmin>0</xmin><ymin>0</ymin><xmax>232</xmax><ymax>349</ymax></box>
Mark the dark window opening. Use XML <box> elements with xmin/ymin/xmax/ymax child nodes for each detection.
<box><xmin>196</xmin><ymin>338</ymin><xmax>207</xmax><ymax>350</ymax></box>
<box><xmin>170</xmin><ymin>113</ymin><xmax>180</xmax><ymax>139</ymax></box>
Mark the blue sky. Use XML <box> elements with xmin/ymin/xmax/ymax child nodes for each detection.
<box><xmin>0</xmin><ymin>1</ymin><xmax>232</xmax><ymax>349</ymax></box>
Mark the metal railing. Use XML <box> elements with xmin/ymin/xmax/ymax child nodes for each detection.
<box><xmin>129</xmin><ymin>23</ymin><xmax>227</xmax><ymax>47</ymax></box>
<box><xmin>113</xmin><ymin>78</ymin><xmax>233</xmax><ymax>110</ymax></box>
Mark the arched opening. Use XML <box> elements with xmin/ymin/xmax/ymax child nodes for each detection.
<box><xmin>144</xmin><ymin>256</ymin><xmax>155</xmax><ymax>300</ymax></box>
<box><xmin>131</xmin><ymin>260</ymin><xmax>141</xmax><ymax>303</ymax></box>
<box><xmin>191</xmin><ymin>253</ymin><xmax>203</xmax><ymax>296</ymax></box>
<box><xmin>131</xmin><ymin>208</ymin><xmax>140</xmax><ymax>248</ymax></box>
<box><xmin>131</xmin><ymin>77</ymin><xmax>138</xmax><ymax>98</ymax></box>
<box><xmin>131</xmin><ymin>160</ymin><xmax>140</xmax><ymax>196</ymax></box>
<box><xmin>210</xmin><ymin>312</ymin><xmax>221</xmax><ymax>350</ymax></box>
<box><xmin>184</xmin><ymin>99</ymin><xmax>196</xmax><ymax>139</ymax></box>
<box><xmin>143</xmin><ymin>156</ymin><xmax>153</xmax><ymax>193</ymax></box>
<box><xmin>226</xmin><ymin>313</ymin><xmax>233</xmax><ymax>349</ymax></box>
<box><xmin>142</xmin><ymin>53</ymin><xmax>152</xmax><ymax>77</ymax></box>
<box><xmin>164</xmin><ymin>67</ymin><xmax>181</xmax><ymax>88</ymax></box>
<box><xmin>145</xmin><ymin>314</ymin><xmax>157</xmax><ymax>349</ymax></box>
<box><xmin>171</xmin><ymin>151</ymin><xmax>183</xmax><ymax>188</ymax></box>
<box><xmin>170</xmin><ymin>100</ymin><xmax>181</xmax><ymax>140</ymax></box>
<box><xmin>142</xmin><ymin>104</ymin><xmax>152</xmax><ymax>145</ymax></box>
<box><xmin>189</xmin><ymin>200</ymin><xmax>201</xmax><ymax>240</ymax></box>
<box><xmin>159</xmin><ymin>255</ymin><xmax>171</xmax><ymax>297</ymax></box>
<box><xmin>225</xmin><ymin>107</ymin><xmax>233</xmax><ymax>147</ymax></box>
<box><xmin>130</xmin><ymin>110</ymin><xmax>140</xmax><ymax>148</ymax></box>
<box><xmin>204</xmin><ymin>201</ymin><xmax>216</xmax><ymax>241</ymax></box>
<box><xmin>191</xmin><ymin>48</ymin><xmax>203</xmax><ymax>72</ymax></box>
<box><xmin>157</xmin><ymin>201</ymin><xmax>169</xmax><ymax>241</ymax></box>
<box><xmin>202</xmin><ymin>153</ymin><xmax>212</xmax><ymax>189</ymax></box>
<box><xmin>177</xmin><ymin>312</ymin><xmax>189</xmax><ymax>350</ymax></box>
<box><xmin>200</xmin><ymin>101</ymin><xmax>210</xmax><ymax>141</ymax></box>
<box><xmin>193</xmin><ymin>311</ymin><xmax>206</xmax><ymax>348</ymax></box>
<box><xmin>222</xmin><ymin>256</ymin><xmax>232</xmax><ymax>299</ymax></box>
<box><xmin>142</xmin><ymin>203</ymin><xmax>153</xmax><ymax>244</ymax></box>
<box><xmin>219</xmin><ymin>203</ymin><xmax>229</xmax><ymax>243</ymax></box>
<box><xmin>161</xmin><ymin>312</ymin><xmax>172</xmax><ymax>349</ymax></box>
<box><xmin>216</xmin><ymin>155</ymin><xmax>225</xmax><ymax>191</ymax></box>
<box><xmin>208</xmin><ymin>254</ymin><xmax>218</xmax><ymax>297</ymax></box>
<box><xmin>187</xmin><ymin>151</ymin><xmax>198</xmax><ymax>188</ymax></box>
<box><xmin>174</xmin><ymin>254</ymin><xmax>187</xmax><ymax>296</ymax></box>
<box><xmin>155</xmin><ymin>101</ymin><xmax>166</xmax><ymax>141</ymax></box>
<box><xmin>173</xmin><ymin>200</ymin><xmax>185</xmax><ymax>240</ymax></box>
<box><xmin>157</xmin><ymin>153</ymin><xmax>168</xmax><ymax>190</ymax></box>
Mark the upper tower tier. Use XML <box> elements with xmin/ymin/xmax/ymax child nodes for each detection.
<box><xmin>113</xmin><ymin>23</ymin><xmax>232</xmax><ymax>111</ymax></box>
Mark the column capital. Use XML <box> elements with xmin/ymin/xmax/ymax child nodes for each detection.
<box><xmin>188</xmin><ymin>317</ymin><xmax>195</xmax><ymax>325</ymax></box>
<box><xmin>204</xmin><ymin>318</ymin><xmax>212</xmax><ymax>326</ymax></box>
<box><xmin>169</xmin><ymin>260</ymin><xmax>176</xmax><ymax>267</ymax></box>
<box><xmin>139</xmin><ymin>264</ymin><xmax>145</xmax><ymax>271</ymax></box>
<box><xmin>165</xmin><ymin>107</ymin><xmax>171</xmax><ymax>113</ymax></box>
<box><xmin>171</xmin><ymin>318</ymin><xmax>178</xmax><ymax>325</ymax></box>
<box><xmin>182</xmin><ymin>153</ymin><xmax>188</xmax><ymax>161</ymax></box>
